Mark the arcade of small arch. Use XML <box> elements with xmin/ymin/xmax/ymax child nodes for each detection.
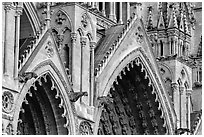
<box><xmin>97</xmin><ymin>57</ymin><xmax>168</xmax><ymax>135</ymax></box>
<box><xmin>17</xmin><ymin>73</ymin><xmax>70</xmax><ymax>135</ymax></box>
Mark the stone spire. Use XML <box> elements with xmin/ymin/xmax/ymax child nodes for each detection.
<box><xmin>168</xmin><ymin>3</ymin><xmax>178</xmax><ymax>28</ymax></box>
<box><xmin>179</xmin><ymin>3</ymin><xmax>184</xmax><ymax>31</ymax></box>
<box><xmin>157</xmin><ymin>3</ymin><xmax>165</xmax><ymax>30</ymax></box>
<box><xmin>146</xmin><ymin>5</ymin><xmax>153</xmax><ymax>30</ymax></box>
<box><xmin>183</xmin><ymin>10</ymin><xmax>189</xmax><ymax>34</ymax></box>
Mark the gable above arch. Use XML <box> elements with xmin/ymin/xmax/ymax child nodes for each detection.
<box><xmin>94</xmin><ymin>17</ymin><xmax>177</xmax><ymax>134</ymax></box>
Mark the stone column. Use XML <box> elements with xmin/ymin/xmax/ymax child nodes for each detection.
<box><xmin>157</xmin><ymin>41</ymin><xmax>160</xmax><ymax>57</ymax></box>
<box><xmin>171</xmin><ymin>82</ymin><xmax>180</xmax><ymax>127</ymax></box>
<box><xmin>102</xmin><ymin>2</ymin><xmax>106</xmax><ymax>16</ymax></box>
<box><xmin>3</xmin><ymin>2</ymin><xmax>14</xmax><ymax>76</ymax></box>
<box><xmin>80</xmin><ymin>36</ymin><xmax>87</xmax><ymax>94</ymax></box>
<box><xmin>14</xmin><ymin>4</ymin><xmax>23</xmax><ymax>79</ymax></box>
<box><xmin>71</xmin><ymin>32</ymin><xmax>77</xmax><ymax>83</ymax></box>
<box><xmin>94</xmin><ymin>2</ymin><xmax>99</xmax><ymax>10</ymax></box>
<box><xmin>87</xmin><ymin>2</ymin><xmax>91</xmax><ymax>7</ymax></box>
<box><xmin>179</xmin><ymin>86</ymin><xmax>187</xmax><ymax>128</ymax></box>
<box><xmin>91</xmin><ymin>2</ymin><xmax>94</xmax><ymax>9</ymax></box>
<box><xmin>186</xmin><ymin>89</ymin><xmax>192</xmax><ymax>132</ymax></box>
<box><xmin>118</xmin><ymin>2</ymin><xmax>123</xmax><ymax>24</ymax></box>
<box><xmin>89</xmin><ymin>41</ymin><xmax>96</xmax><ymax>106</ymax></box>
<box><xmin>154</xmin><ymin>42</ymin><xmax>157</xmax><ymax>57</ymax></box>
<box><xmin>171</xmin><ymin>38</ymin><xmax>174</xmax><ymax>55</ymax></box>
<box><xmin>113</xmin><ymin>2</ymin><xmax>117</xmax><ymax>22</ymax></box>
<box><xmin>173</xmin><ymin>38</ymin><xmax>176</xmax><ymax>55</ymax></box>
<box><xmin>127</xmin><ymin>2</ymin><xmax>130</xmax><ymax>21</ymax></box>
<box><xmin>109</xmin><ymin>2</ymin><xmax>116</xmax><ymax>22</ymax></box>
<box><xmin>45</xmin><ymin>2</ymin><xmax>51</xmax><ymax>29</ymax></box>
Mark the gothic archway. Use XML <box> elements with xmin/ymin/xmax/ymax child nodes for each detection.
<box><xmin>17</xmin><ymin>73</ymin><xmax>70</xmax><ymax>135</ymax></box>
<box><xmin>97</xmin><ymin>57</ymin><xmax>169</xmax><ymax>135</ymax></box>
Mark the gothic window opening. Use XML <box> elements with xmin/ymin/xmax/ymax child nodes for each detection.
<box><xmin>170</xmin><ymin>38</ymin><xmax>174</xmax><ymax>55</ymax></box>
<box><xmin>197</xmin><ymin>67</ymin><xmax>202</xmax><ymax>83</ymax></box>
<box><xmin>160</xmin><ymin>40</ymin><xmax>163</xmax><ymax>56</ymax></box>
<box><xmin>99</xmin><ymin>2</ymin><xmax>103</xmax><ymax>11</ymax></box>
<box><xmin>52</xmin><ymin>28</ymin><xmax>72</xmax><ymax>74</ymax></box>
<box><xmin>182</xmin><ymin>44</ymin><xmax>185</xmax><ymax>56</ymax></box>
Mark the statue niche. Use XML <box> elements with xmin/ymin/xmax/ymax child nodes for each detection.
<box><xmin>51</xmin><ymin>10</ymin><xmax>72</xmax><ymax>74</ymax></box>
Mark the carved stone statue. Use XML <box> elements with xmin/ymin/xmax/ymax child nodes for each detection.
<box><xmin>69</xmin><ymin>91</ymin><xmax>88</xmax><ymax>102</ymax></box>
<box><xmin>19</xmin><ymin>72</ymin><xmax>38</xmax><ymax>83</ymax></box>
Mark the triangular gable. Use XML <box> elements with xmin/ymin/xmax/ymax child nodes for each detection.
<box><xmin>157</xmin><ymin>12</ymin><xmax>166</xmax><ymax>30</ymax></box>
<box><xmin>20</xmin><ymin>29</ymin><xmax>70</xmax><ymax>83</ymax></box>
<box><xmin>95</xmin><ymin>17</ymin><xmax>176</xmax><ymax>133</ymax></box>
<box><xmin>168</xmin><ymin>8</ymin><xmax>178</xmax><ymax>28</ymax></box>
<box><xmin>179</xmin><ymin>14</ymin><xmax>184</xmax><ymax>31</ymax></box>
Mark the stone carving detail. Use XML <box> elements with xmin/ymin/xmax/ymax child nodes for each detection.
<box><xmin>19</xmin><ymin>72</ymin><xmax>38</xmax><ymax>83</ymax></box>
<box><xmin>160</xmin><ymin>67</ymin><xmax>165</xmax><ymax>75</ymax></box>
<box><xmin>55</xmin><ymin>11</ymin><xmax>66</xmax><ymax>25</ymax></box>
<box><xmin>69</xmin><ymin>92</ymin><xmax>88</xmax><ymax>102</ymax></box>
<box><xmin>96</xmin><ymin>18</ymin><xmax>111</xmax><ymax>29</ymax></box>
<box><xmin>3</xmin><ymin>2</ymin><xmax>12</xmax><ymax>12</ymax></box>
<box><xmin>81</xmin><ymin>13</ymin><xmax>88</xmax><ymax>28</ymax></box>
<box><xmin>5</xmin><ymin>123</ymin><xmax>14</xmax><ymax>135</ymax></box>
<box><xmin>135</xmin><ymin>26</ymin><xmax>144</xmax><ymax>44</ymax></box>
<box><xmin>79</xmin><ymin>121</ymin><xmax>93</xmax><ymax>135</ymax></box>
<box><xmin>2</xmin><ymin>91</ymin><xmax>14</xmax><ymax>113</ymax></box>
<box><xmin>97</xmin><ymin>96</ymin><xmax>113</xmax><ymax>107</ymax></box>
<box><xmin>45</xmin><ymin>41</ymin><xmax>54</xmax><ymax>57</ymax></box>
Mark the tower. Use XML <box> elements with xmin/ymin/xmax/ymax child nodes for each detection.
<box><xmin>145</xmin><ymin>2</ymin><xmax>197</xmax><ymax>130</ymax></box>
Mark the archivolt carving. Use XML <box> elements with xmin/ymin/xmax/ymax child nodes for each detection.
<box><xmin>100</xmin><ymin>48</ymin><xmax>175</xmax><ymax>134</ymax></box>
<box><xmin>139</xmin><ymin>49</ymin><xmax>175</xmax><ymax>133</ymax></box>
<box><xmin>79</xmin><ymin>121</ymin><xmax>93</xmax><ymax>135</ymax></box>
<box><xmin>5</xmin><ymin>123</ymin><xmax>14</xmax><ymax>135</ymax></box>
<box><xmin>17</xmin><ymin>73</ymin><xmax>71</xmax><ymax>134</ymax></box>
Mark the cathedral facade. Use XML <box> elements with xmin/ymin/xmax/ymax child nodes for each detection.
<box><xmin>1</xmin><ymin>2</ymin><xmax>202</xmax><ymax>135</ymax></box>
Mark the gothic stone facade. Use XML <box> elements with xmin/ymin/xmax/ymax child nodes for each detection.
<box><xmin>2</xmin><ymin>2</ymin><xmax>202</xmax><ymax>135</ymax></box>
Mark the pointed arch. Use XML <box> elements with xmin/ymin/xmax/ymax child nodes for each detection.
<box><xmin>51</xmin><ymin>8</ymin><xmax>73</xmax><ymax>32</ymax></box>
<box><xmin>77</xmin><ymin>28</ymin><xmax>84</xmax><ymax>36</ymax></box>
<box><xmin>94</xmin><ymin>47</ymin><xmax>176</xmax><ymax>135</ymax></box>
<box><xmin>80</xmin><ymin>11</ymin><xmax>96</xmax><ymax>41</ymax></box>
<box><xmin>87</xmin><ymin>33</ymin><xmax>93</xmax><ymax>41</ymax></box>
<box><xmin>13</xmin><ymin>60</ymin><xmax>77</xmax><ymax>135</ymax></box>
<box><xmin>158</xmin><ymin>62</ymin><xmax>174</xmax><ymax>81</ymax></box>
